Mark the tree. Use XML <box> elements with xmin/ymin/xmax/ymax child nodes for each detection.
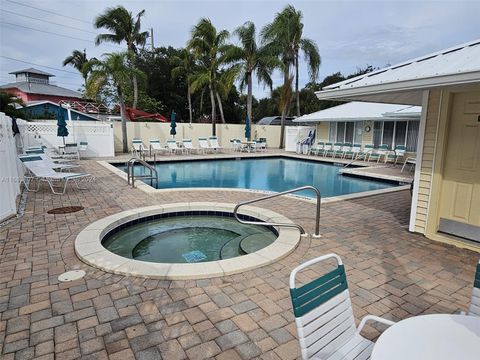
<box><xmin>262</xmin><ymin>5</ymin><xmax>320</xmax><ymax>148</ymax></box>
<box><xmin>171</xmin><ymin>49</ymin><xmax>196</xmax><ymax>123</ymax></box>
<box><xmin>94</xmin><ymin>6</ymin><xmax>149</xmax><ymax>109</ymax></box>
<box><xmin>62</xmin><ymin>49</ymin><xmax>93</xmax><ymax>88</ymax></box>
<box><xmin>187</xmin><ymin>18</ymin><xmax>232</xmax><ymax>135</ymax></box>
<box><xmin>0</xmin><ymin>91</ymin><xmax>24</xmax><ymax>118</ymax></box>
<box><xmin>86</xmin><ymin>52</ymin><xmax>145</xmax><ymax>153</ymax></box>
<box><xmin>229</xmin><ymin>21</ymin><xmax>279</xmax><ymax>129</ymax></box>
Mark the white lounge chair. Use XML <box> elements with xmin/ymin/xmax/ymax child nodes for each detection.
<box><xmin>149</xmin><ymin>139</ymin><xmax>165</xmax><ymax>156</ymax></box>
<box><xmin>19</xmin><ymin>154</ymin><xmax>79</xmax><ymax>172</ymax></box>
<box><xmin>468</xmin><ymin>260</ymin><xmax>480</xmax><ymax>316</ymax></box>
<box><xmin>208</xmin><ymin>136</ymin><xmax>223</xmax><ymax>153</ymax></box>
<box><xmin>132</xmin><ymin>138</ymin><xmax>147</xmax><ymax>157</ymax></box>
<box><xmin>310</xmin><ymin>142</ymin><xmax>325</xmax><ymax>156</ymax></box>
<box><xmin>182</xmin><ymin>139</ymin><xmax>197</xmax><ymax>154</ymax></box>
<box><xmin>340</xmin><ymin>143</ymin><xmax>352</xmax><ymax>159</ymax></box>
<box><xmin>290</xmin><ymin>253</ymin><xmax>395</xmax><ymax>360</ymax></box>
<box><xmin>166</xmin><ymin>140</ymin><xmax>183</xmax><ymax>155</ymax></box>
<box><xmin>198</xmin><ymin>137</ymin><xmax>212</xmax><ymax>154</ymax></box>
<box><xmin>19</xmin><ymin>155</ymin><xmax>90</xmax><ymax>195</ymax></box>
<box><xmin>323</xmin><ymin>142</ymin><xmax>333</xmax><ymax>157</ymax></box>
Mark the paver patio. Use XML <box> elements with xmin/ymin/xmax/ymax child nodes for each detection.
<box><xmin>0</xmin><ymin>155</ymin><xmax>477</xmax><ymax>360</ymax></box>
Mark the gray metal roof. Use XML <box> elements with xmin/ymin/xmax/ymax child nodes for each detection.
<box><xmin>257</xmin><ymin>116</ymin><xmax>299</xmax><ymax>126</ymax></box>
<box><xmin>0</xmin><ymin>81</ymin><xmax>81</xmax><ymax>98</ymax></box>
<box><xmin>316</xmin><ymin>38</ymin><xmax>480</xmax><ymax>105</ymax></box>
<box><xmin>9</xmin><ymin>68</ymin><xmax>54</xmax><ymax>77</ymax></box>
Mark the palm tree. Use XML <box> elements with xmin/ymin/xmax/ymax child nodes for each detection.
<box><xmin>262</xmin><ymin>5</ymin><xmax>320</xmax><ymax>148</ymax></box>
<box><xmin>94</xmin><ymin>6</ymin><xmax>149</xmax><ymax>109</ymax></box>
<box><xmin>230</xmin><ymin>21</ymin><xmax>279</xmax><ymax>128</ymax></box>
<box><xmin>86</xmin><ymin>52</ymin><xmax>145</xmax><ymax>153</ymax></box>
<box><xmin>171</xmin><ymin>49</ymin><xmax>196</xmax><ymax>124</ymax></box>
<box><xmin>63</xmin><ymin>49</ymin><xmax>91</xmax><ymax>87</ymax></box>
<box><xmin>187</xmin><ymin>18</ymin><xmax>231</xmax><ymax>135</ymax></box>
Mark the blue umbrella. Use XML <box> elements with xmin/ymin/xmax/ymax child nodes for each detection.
<box><xmin>56</xmin><ymin>107</ymin><xmax>69</xmax><ymax>144</ymax></box>
<box><xmin>245</xmin><ymin>114</ymin><xmax>251</xmax><ymax>140</ymax></box>
<box><xmin>170</xmin><ymin>110</ymin><xmax>177</xmax><ymax>138</ymax></box>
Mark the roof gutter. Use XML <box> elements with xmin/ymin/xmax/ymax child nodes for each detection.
<box><xmin>315</xmin><ymin>71</ymin><xmax>480</xmax><ymax>101</ymax></box>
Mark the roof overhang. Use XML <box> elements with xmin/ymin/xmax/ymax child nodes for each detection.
<box><xmin>315</xmin><ymin>71</ymin><xmax>480</xmax><ymax>105</ymax></box>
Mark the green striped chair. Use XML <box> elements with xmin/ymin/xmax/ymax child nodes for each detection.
<box><xmin>310</xmin><ymin>142</ymin><xmax>325</xmax><ymax>156</ymax></box>
<box><xmin>290</xmin><ymin>254</ymin><xmax>395</xmax><ymax>360</ymax></box>
<box><xmin>469</xmin><ymin>260</ymin><xmax>480</xmax><ymax>316</ymax></box>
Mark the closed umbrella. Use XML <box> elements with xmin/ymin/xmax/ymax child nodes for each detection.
<box><xmin>170</xmin><ymin>110</ymin><xmax>177</xmax><ymax>138</ymax></box>
<box><xmin>57</xmin><ymin>107</ymin><xmax>69</xmax><ymax>145</ymax></box>
<box><xmin>245</xmin><ymin>114</ymin><xmax>251</xmax><ymax>141</ymax></box>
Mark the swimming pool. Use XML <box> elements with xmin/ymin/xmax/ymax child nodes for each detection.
<box><xmin>119</xmin><ymin>156</ymin><xmax>396</xmax><ymax>198</ymax></box>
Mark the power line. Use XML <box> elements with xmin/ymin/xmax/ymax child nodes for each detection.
<box><xmin>0</xmin><ymin>21</ymin><xmax>123</xmax><ymax>49</ymax></box>
<box><xmin>5</xmin><ymin>0</ymin><xmax>92</xmax><ymax>25</ymax></box>
<box><xmin>0</xmin><ymin>21</ymin><xmax>95</xmax><ymax>43</ymax></box>
<box><xmin>2</xmin><ymin>9</ymin><xmax>97</xmax><ymax>35</ymax></box>
<box><xmin>0</xmin><ymin>55</ymin><xmax>82</xmax><ymax>75</ymax></box>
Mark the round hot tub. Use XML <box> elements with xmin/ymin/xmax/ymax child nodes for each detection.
<box><xmin>75</xmin><ymin>203</ymin><xmax>300</xmax><ymax>279</ymax></box>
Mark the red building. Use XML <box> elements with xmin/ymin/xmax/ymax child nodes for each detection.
<box><xmin>0</xmin><ymin>68</ymin><xmax>82</xmax><ymax>104</ymax></box>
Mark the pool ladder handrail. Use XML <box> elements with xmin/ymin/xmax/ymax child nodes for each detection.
<box><xmin>126</xmin><ymin>157</ymin><xmax>158</xmax><ymax>188</ymax></box>
<box><xmin>233</xmin><ymin>185</ymin><xmax>321</xmax><ymax>238</ymax></box>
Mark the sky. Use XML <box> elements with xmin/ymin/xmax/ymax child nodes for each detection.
<box><xmin>0</xmin><ymin>0</ymin><xmax>479</xmax><ymax>99</ymax></box>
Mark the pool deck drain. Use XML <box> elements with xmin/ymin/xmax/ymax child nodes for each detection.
<box><xmin>58</xmin><ymin>270</ymin><xmax>86</xmax><ymax>282</ymax></box>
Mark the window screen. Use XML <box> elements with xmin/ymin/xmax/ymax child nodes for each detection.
<box><xmin>382</xmin><ymin>121</ymin><xmax>394</xmax><ymax>148</ymax></box>
<box><xmin>345</xmin><ymin>122</ymin><xmax>354</xmax><ymax>143</ymax></box>
<box><xmin>328</xmin><ymin>122</ymin><xmax>337</xmax><ymax>142</ymax></box>
<box><xmin>394</xmin><ymin>121</ymin><xmax>407</xmax><ymax>147</ymax></box>
<box><xmin>336</xmin><ymin>122</ymin><xmax>345</xmax><ymax>142</ymax></box>
<box><xmin>406</xmin><ymin>121</ymin><xmax>419</xmax><ymax>151</ymax></box>
<box><xmin>354</xmin><ymin>121</ymin><xmax>363</xmax><ymax>144</ymax></box>
<box><xmin>373</xmin><ymin>122</ymin><xmax>382</xmax><ymax>147</ymax></box>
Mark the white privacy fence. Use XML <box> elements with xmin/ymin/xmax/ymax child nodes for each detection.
<box><xmin>0</xmin><ymin>113</ymin><xmax>24</xmax><ymax>222</ymax></box>
<box><xmin>24</xmin><ymin>121</ymin><xmax>114</xmax><ymax>157</ymax></box>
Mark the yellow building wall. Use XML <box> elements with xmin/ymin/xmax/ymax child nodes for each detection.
<box><xmin>316</xmin><ymin>122</ymin><xmax>329</xmax><ymax>142</ymax></box>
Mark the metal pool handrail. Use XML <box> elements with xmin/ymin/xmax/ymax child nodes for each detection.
<box><xmin>126</xmin><ymin>157</ymin><xmax>158</xmax><ymax>188</ymax></box>
<box><xmin>233</xmin><ymin>185</ymin><xmax>321</xmax><ymax>238</ymax></box>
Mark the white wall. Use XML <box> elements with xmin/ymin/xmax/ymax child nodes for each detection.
<box><xmin>24</xmin><ymin>121</ymin><xmax>114</xmax><ymax>157</ymax></box>
<box><xmin>113</xmin><ymin>122</ymin><xmax>283</xmax><ymax>152</ymax></box>
<box><xmin>0</xmin><ymin>113</ymin><xmax>24</xmax><ymax>222</ymax></box>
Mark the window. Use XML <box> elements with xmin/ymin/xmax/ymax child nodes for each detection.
<box><xmin>329</xmin><ymin>121</ymin><xmax>361</xmax><ymax>143</ymax></box>
<box><xmin>372</xmin><ymin>120</ymin><xmax>419</xmax><ymax>151</ymax></box>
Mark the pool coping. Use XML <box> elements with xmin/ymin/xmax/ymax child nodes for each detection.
<box><xmin>98</xmin><ymin>155</ymin><xmax>411</xmax><ymax>204</ymax></box>
<box><xmin>74</xmin><ymin>202</ymin><xmax>301</xmax><ymax>280</ymax></box>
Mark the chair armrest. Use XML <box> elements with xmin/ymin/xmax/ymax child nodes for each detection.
<box><xmin>357</xmin><ymin>315</ymin><xmax>395</xmax><ymax>334</ymax></box>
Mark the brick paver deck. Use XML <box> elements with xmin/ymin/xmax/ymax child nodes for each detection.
<box><xmin>0</xmin><ymin>157</ymin><xmax>477</xmax><ymax>359</ymax></box>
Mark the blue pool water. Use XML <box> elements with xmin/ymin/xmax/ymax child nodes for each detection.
<box><xmin>120</xmin><ymin>157</ymin><xmax>396</xmax><ymax>198</ymax></box>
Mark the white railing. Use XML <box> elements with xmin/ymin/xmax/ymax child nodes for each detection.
<box><xmin>0</xmin><ymin>113</ymin><xmax>24</xmax><ymax>222</ymax></box>
<box><xmin>24</xmin><ymin>120</ymin><xmax>114</xmax><ymax>157</ymax></box>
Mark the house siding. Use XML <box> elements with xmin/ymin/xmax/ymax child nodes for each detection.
<box><xmin>414</xmin><ymin>89</ymin><xmax>441</xmax><ymax>233</ymax></box>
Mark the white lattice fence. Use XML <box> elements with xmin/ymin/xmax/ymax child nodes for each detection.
<box><xmin>0</xmin><ymin>113</ymin><xmax>23</xmax><ymax>222</ymax></box>
<box><xmin>25</xmin><ymin>121</ymin><xmax>114</xmax><ymax>157</ymax></box>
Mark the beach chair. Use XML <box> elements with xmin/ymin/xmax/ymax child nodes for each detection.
<box><xmin>323</xmin><ymin>142</ymin><xmax>333</xmax><ymax>157</ymax></box>
<box><xmin>401</xmin><ymin>156</ymin><xmax>416</xmax><ymax>172</ymax></box>
<box><xmin>19</xmin><ymin>155</ymin><xmax>90</xmax><ymax>195</ymax></box>
<box><xmin>198</xmin><ymin>137</ymin><xmax>212</xmax><ymax>154</ymax></box>
<box><xmin>258</xmin><ymin>137</ymin><xmax>267</xmax><ymax>151</ymax></box>
<box><xmin>58</xmin><ymin>143</ymin><xmax>80</xmax><ymax>160</ymax></box>
<box><xmin>340</xmin><ymin>143</ymin><xmax>352</xmax><ymax>159</ymax></box>
<box><xmin>182</xmin><ymin>139</ymin><xmax>197</xmax><ymax>154</ymax></box>
<box><xmin>149</xmin><ymin>139</ymin><xmax>165</xmax><ymax>156</ymax></box>
<box><xmin>132</xmin><ymin>138</ymin><xmax>147</xmax><ymax>157</ymax></box>
<box><xmin>208</xmin><ymin>136</ymin><xmax>223</xmax><ymax>153</ymax></box>
<box><xmin>355</xmin><ymin>144</ymin><xmax>374</xmax><ymax>161</ymax></box>
<box><xmin>331</xmin><ymin>142</ymin><xmax>344</xmax><ymax>158</ymax></box>
<box><xmin>290</xmin><ymin>253</ymin><xmax>395</xmax><ymax>360</ymax></box>
<box><xmin>344</xmin><ymin>143</ymin><xmax>362</xmax><ymax>160</ymax></box>
<box><xmin>468</xmin><ymin>260</ymin><xmax>480</xmax><ymax>317</ymax></box>
<box><xmin>385</xmin><ymin>145</ymin><xmax>406</xmax><ymax>165</ymax></box>
<box><xmin>19</xmin><ymin>154</ymin><xmax>79</xmax><ymax>172</ymax></box>
<box><xmin>230</xmin><ymin>139</ymin><xmax>241</xmax><ymax>152</ymax></box>
<box><xmin>368</xmin><ymin>144</ymin><xmax>388</xmax><ymax>162</ymax></box>
<box><xmin>310</xmin><ymin>142</ymin><xmax>325</xmax><ymax>156</ymax></box>
<box><xmin>166</xmin><ymin>140</ymin><xmax>183</xmax><ymax>155</ymax></box>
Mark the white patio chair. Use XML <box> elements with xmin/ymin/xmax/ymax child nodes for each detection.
<box><xmin>331</xmin><ymin>142</ymin><xmax>343</xmax><ymax>158</ymax></box>
<box><xmin>208</xmin><ymin>136</ymin><xmax>223</xmax><ymax>153</ymax></box>
<box><xmin>166</xmin><ymin>140</ymin><xmax>183</xmax><ymax>155</ymax></box>
<box><xmin>132</xmin><ymin>138</ymin><xmax>147</xmax><ymax>157</ymax></box>
<box><xmin>290</xmin><ymin>253</ymin><xmax>395</xmax><ymax>360</ymax></box>
<box><xmin>19</xmin><ymin>156</ymin><xmax>90</xmax><ymax>195</ymax></box>
<box><xmin>340</xmin><ymin>143</ymin><xmax>353</xmax><ymax>159</ymax></box>
<box><xmin>19</xmin><ymin>154</ymin><xmax>79</xmax><ymax>172</ymax></box>
<box><xmin>198</xmin><ymin>137</ymin><xmax>212</xmax><ymax>154</ymax></box>
<box><xmin>401</xmin><ymin>157</ymin><xmax>416</xmax><ymax>172</ymax></box>
<box><xmin>323</xmin><ymin>143</ymin><xmax>333</xmax><ymax>157</ymax></box>
<box><xmin>230</xmin><ymin>139</ymin><xmax>241</xmax><ymax>152</ymax></box>
<box><xmin>78</xmin><ymin>141</ymin><xmax>88</xmax><ymax>159</ymax></box>
<box><xmin>344</xmin><ymin>143</ymin><xmax>362</xmax><ymax>160</ymax></box>
<box><xmin>310</xmin><ymin>142</ymin><xmax>325</xmax><ymax>156</ymax></box>
<box><xmin>182</xmin><ymin>139</ymin><xmax>197</xmax><ymax>154</ymax></box>
<box><xmin>59</xmin><ymin>143</ymin><xmax>80</xmax><ymax>160</ymax></box>
<box><xmin>468</xmin><ymin>260</ymin><xmax>480</xmax><ymax>317</ymax></box>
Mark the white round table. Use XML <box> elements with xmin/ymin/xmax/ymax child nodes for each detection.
<box><xmin>371</xmin><ymin>314</ymin><xmax>480</xmax><ymax>360</ymax></box>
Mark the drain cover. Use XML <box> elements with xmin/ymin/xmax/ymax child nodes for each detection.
<box><xmin>58</xmin><ymin>270</ymin><xmax>86</xmax><ymax>282</ymax></box>
<box><xmin>47</xmin><ymin>206</ymin><xmax>84</xmax><ymax>214</ymax></box>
